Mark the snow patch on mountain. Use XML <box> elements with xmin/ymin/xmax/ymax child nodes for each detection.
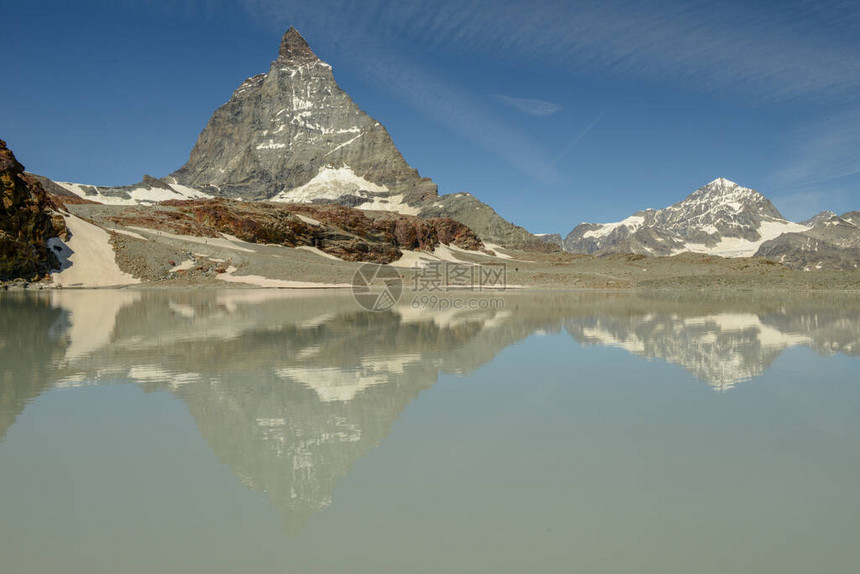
<box><xmin>54</xmin><ymin>180</ymin><xmax>211</xmax><ymax>206</ymax></box>
<box><xmin>582</xmin><ymin>215</ymin><xmax>646</xmax><ymax>239</ymax></box>
<box><xmin>357</xmin><ymin>195</ymin><xmax>421</xmax><ymax>215</ymax></box>
<box><xmin>269</xmin><ymin>165</ymin><xmax>419</xmax><ymax>214</ymax></box>
<box><xmin>681</xmin><ymin>220</ymin><xmax>811</xmax><ymax>257</ymax></box>
<box><xmin>271</xmin><ymin>166</ymin><xmax>387</xmax><ymax>201</ymax></box>
<box><xmin>49</xmin><ymin>214</ymin><xmax>140</xmax><ymax>287</ymax></box>
<box><xmin>277</xmin><ymin>353</ymin><xmax>421</xmax><ymax>402</ymax></box>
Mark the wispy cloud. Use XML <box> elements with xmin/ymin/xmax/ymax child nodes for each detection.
<box><xmin>772</xmin><ymin>109</ymin><xmax>860</xmax><ymax>189</ymax></box>
<box><xmin>769</xmin><ymin>108</ymin><xmax>860</xmax><ymax>217</ymax></box>
<box><xmin>241</xmin><ymin>0</ymin><xmax>860</xmax><ymax>103</ymax></box>
<box><xmin>502</xmin><ymin>108</ymin><xmax>607</xmax><ymax>212</ymax></box>
<box><xmin>493</xmin><ymin>95</ymin><xmax>561</xmax><ymax>116</ymax></box>
<box><xmin>335</xmin><ymin>42</ymin><xmax>557</xmax><ymax>181</ymax></box>
<box><xmin>771</xmin><ymin>188</ymin><xmax>851</xmax><ymax>222</ymax></box>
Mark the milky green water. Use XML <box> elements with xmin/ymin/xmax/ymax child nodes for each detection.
<box><xmin>1</xmin><ymin>290</ymin><xmax>859</xmax><ymax>573</ymax></box>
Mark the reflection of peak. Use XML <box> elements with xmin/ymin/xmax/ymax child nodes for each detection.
<box><xmin>278</xmin><ymin>353</ymin><xmax>422</xmax><ymax>402</ymax></box>
<box><xmin>567</xmin><ymin>312</ymin><xmax>815</xmax><ymax>390</ymax></box>
<box><xmin>6</xmin><ymin>291</ymin><xmax>860</xmax><ymax>536</ymax></box>
<box><xmin>177</xmin><ymin>364</ymin><xmax>437</xmax><ymax>535</ymax></box>
<box><xmin>31</xmin><ymin>292</ymin><xmax>557</xmax><ymax>535</ymax></box>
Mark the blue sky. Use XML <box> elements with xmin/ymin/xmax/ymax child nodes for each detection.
<box><xmin>3</xmin><ymin>0</ymin><xmax>858</xmax><ymax>234</ymax></box>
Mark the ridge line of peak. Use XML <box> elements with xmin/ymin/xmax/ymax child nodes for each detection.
<box><xmin>278</xmin><ymin>27</ymin><xmax>319</xmax><ymax>63</ymax></box>
<box><xmin>706</xmin><ymin>177</ymin><xmax>740</xmax><ymax>187</ymax></box>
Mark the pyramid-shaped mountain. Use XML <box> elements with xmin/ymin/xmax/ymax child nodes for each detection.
<box><xmin>168</xmin><ymin>28</ymin><xmax>534</xmax><ymax>245</ymax></box>
<box><xmin>171</xmin><ymin>28</ymin><xmax>437</xmax><ymax>207</ymax></box>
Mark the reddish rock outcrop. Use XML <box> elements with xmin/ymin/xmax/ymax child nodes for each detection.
<box><xmin>0</xmin><ymin>140</ymin><xmax>67</xmax><ymax>281</ymax></box>
<box><xmin>107</xmin><ymin>198</ymin><xmax>484</xmax><ymax>264</ymax></box>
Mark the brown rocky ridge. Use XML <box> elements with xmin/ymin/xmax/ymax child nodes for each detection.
<box><xmin>103</xmin><ymin>198</ymin><xmax>484</xmax><ymax>264</ymax></box>
<box><xmin>0</xmin><ymin>140</ymin><xmax>67</xmax><ymax>282</ymax></box>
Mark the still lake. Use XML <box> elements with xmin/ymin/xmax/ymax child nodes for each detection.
<box><xmin>1</xmin><ymin>290</ymin><xmax>859</xmax><ymax>573</ymax></box>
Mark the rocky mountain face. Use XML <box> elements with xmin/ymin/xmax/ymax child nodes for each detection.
<box><xmin>756</xmin><ymin>211</ymin><xmax>860</xmax><ymax>270</ymax></box>
<box><xmin>166</xmin><ymin>28</ymin><xmax>536</xmax><ymax>247</ymax></box>
<box><xmin>0</xmin><ymin>140</ymin><xmax>66</xmax><ymax>281</ymax></box>
<box><xmin>417</xmin><ymin>191</ymin><xmax>540</xmax><ymax>247</ymax></box>
<box><xmin>171</xmin><ymin>28</ymin><xmax>436</xmax><ymax>207</ymax></box>
<box><xmin>535</xmin><ymin>233</ymin><xmax>563</xmax><ymax>249</ymax></box>
<box><xmin>563</xmin><ymin>178</ymin><xmax>810</xmax><ymax>258</ymax></box>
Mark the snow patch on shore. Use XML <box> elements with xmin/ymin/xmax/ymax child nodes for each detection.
<box><xmin>216</xmin><ymin>266</ymin><xmax>349</xmax><ymax>288</ymax></box>
<box><xmin>50</xmin><ymin>215</ymin><xmax>140</xmax><ymax>287</ymax></box>
<box><xmin>483</xmin><ymin>242</ymin><xmax>514</xmax><ymax>259</ymax></box>
<box><xmin>296</xmin><ymin>246</ymin><xmax>342</xmax><ymax>260</ymax></box>
<box><xmin>127</xmin><ymin>227</ymin><xmax>257</xmax><ymax>253</ymax></box>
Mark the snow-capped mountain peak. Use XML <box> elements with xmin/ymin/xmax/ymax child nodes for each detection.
<box><xmin>563</xmin><ymin>178</ymin><xmax>807</xmax><ymax>257</ymax></box>
<box><xmin>801</xmin><ymin>210</ymin><xmax>837</xmax><ymax>227</ymax></box>
<box><xmin>687</xmin><ymin>178</ymin><xmax>770</xmax><ymax>207</ymax></box>
<box><xmin>707</xmin><ymin>177</ymin><xmax>738</xmax><ymax>187</ymax></box>
<box><xmin>698</xmin><ymin>178</ymin><xmax>748</xmax><ymax>199</ymax></box>
<box><xmin>170</xmin><ymin>27</ymin><xmax>438</xmax><ymax>207</ymax></box>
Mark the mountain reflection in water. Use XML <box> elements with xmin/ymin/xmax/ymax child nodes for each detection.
<box><xmin>1</xmin><ymin>289</ymin><xmax>858</xmax><ymax>534</ymax></box>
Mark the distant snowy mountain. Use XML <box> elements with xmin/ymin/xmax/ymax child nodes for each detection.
<box><xmin>563</xmin><ymin>178</ymin><xmax>811</xmax><ymax>258</ymax></box>
<box><xmin>801</xmin><ymin>210</ymin><xmax>837</xmax><ymax>227</ymax></box>
<box><xmin>757</xmin><ymin>211</ymin><xmax>860</xmax><ymax>270</ymax></box>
